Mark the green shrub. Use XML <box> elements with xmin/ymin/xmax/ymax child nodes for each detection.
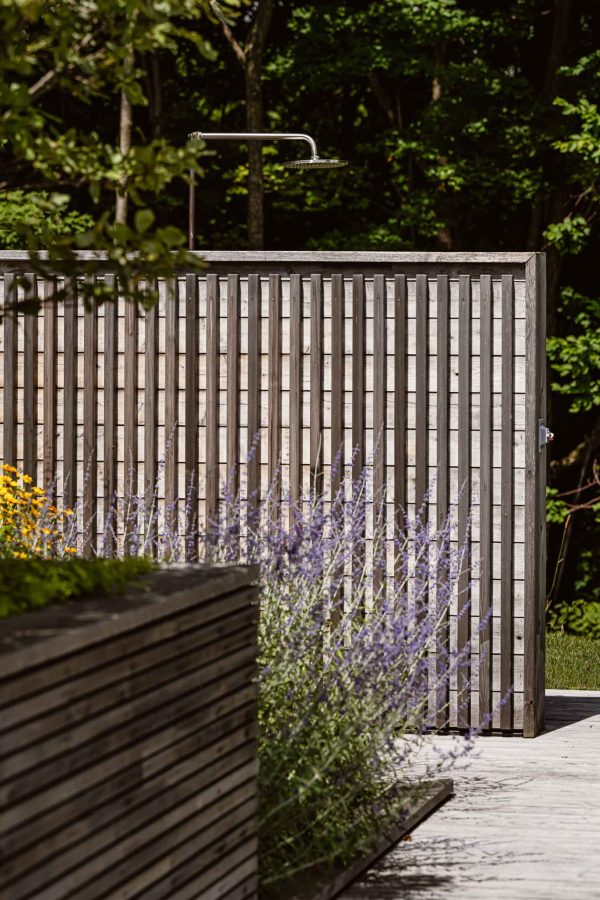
<box><xmin>0</xmin><ymin>557</ymin><xmax>154</xmax><ymax>619</ymax></box>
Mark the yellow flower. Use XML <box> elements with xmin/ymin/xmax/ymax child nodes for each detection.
<box><xmin>41</xmin><ymin>528</ymin><xmax>52</xmax><ymax>535</ymax></box>
<box><xmin>22</xmin><ymin>474</ymin><xmax>32</xmax><ymax>484</ymax></box>
<box><xmin>2</xmin><ymin>464</ymin><xmax>17</xmax><ymax>473</ymax></box>
<box><xmin>64</xmin><ymin>547</ymin><xmax>77</xmax><ymax>554</ymax></box>
<box><xmin>14</xmin><ymin>551</ymin><xmax>27</xmax><ymax>559</ymax></box>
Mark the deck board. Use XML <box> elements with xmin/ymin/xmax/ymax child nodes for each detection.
<box><xmin>340</xmin><ymin>690</ymin><xmax>600</xmax><ymax>899</ymax></box>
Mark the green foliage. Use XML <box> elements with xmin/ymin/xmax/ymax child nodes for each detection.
<box><xmin>546</xmin><ymin>631</ymin><xmax>600</xmax><ymax>690</ymax></box>
<box><xmin>0</xmin><ymin>557</ymin><xmax>154</xmax><ymax>619</ymax></box>
<box><xmin>546</xmin><ymin>487</ymin><xmax>571</xmax><ymax>525</ymax></box>
<box><xmin>547</xmin><ymin>288</ymin><xmax>600</xmax><ymax>413</ymax></box>
<box><xmin>548</xmin><ymin>598</ymin><xmax>600</xmax><ymax>640</ymax></box>
<box><xmin>0</xmin><ymin>0</ymin><xmax>243</xmax><ymax>302</ymax></box>
<box><xmin>0</xmin><ymin>191</ymin><xmax>93</xmax><ymax>250</ymax></box>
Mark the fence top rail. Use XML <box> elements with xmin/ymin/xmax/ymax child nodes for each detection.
<box><xmin>0</xmin><ymin>250</ymin><xmax>538</xmax><ymax>264</ymax></box>
<box><xmin>0</xmin><ymin>250</ymin><xmax>542</xmax><ymax>279</ymax></box>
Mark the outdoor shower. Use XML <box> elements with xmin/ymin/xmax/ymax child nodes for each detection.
<box><xmin>186</xmin><ymin>131</ymin><xmax>348</xmax><ymax>249</ymax></box>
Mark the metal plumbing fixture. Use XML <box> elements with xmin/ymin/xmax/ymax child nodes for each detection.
<box><xmin>187</xmin><ymin>131</ymin><xmax>348</xmax><ymax>249</ymax></box>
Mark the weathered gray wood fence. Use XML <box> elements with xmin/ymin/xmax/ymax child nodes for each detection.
<box><xmin>0</xmin><ymin>565</ymin><xmax>260</xmax><ymax>900</ymax></box>
<box><xmin>0</xmin><ymin>251</ymin><xmax>547</xmax><ymax>736</ymax></box>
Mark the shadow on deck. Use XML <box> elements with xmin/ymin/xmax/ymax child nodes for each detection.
<box><xmin>544</xmin><ymin>690</ymin><xmax>600</xmax><ymax>733</ymax></box>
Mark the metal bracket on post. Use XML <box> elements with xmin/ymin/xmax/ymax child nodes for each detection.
<box><xmin>539</xmin><ymin>420</ymin><xmax>554</xmax><ymax>452</ymax></box>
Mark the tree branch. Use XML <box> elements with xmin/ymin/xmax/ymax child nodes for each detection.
<box><xmin>368</xmin><ymin>71</ymin><xmax>397</xmax><ymax>128</ymax></box>
<box><xmin>246</xmin><ymin>0</ymin><xmax>275</xmax><ymax>62</ymax></box>
<box><xmin>210</xmin><ymin>0</ymin><xmax>245</xmax><ymax>66</ymax></box>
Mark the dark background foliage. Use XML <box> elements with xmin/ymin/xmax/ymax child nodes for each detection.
<box><xmin>1</xmin><ymin>0</ymin><xmax>599</xmax><ymax>625</ymax></box>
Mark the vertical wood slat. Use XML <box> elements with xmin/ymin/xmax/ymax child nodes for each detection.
<box><xmin>226</xmin><ymin>275</ymin><xmax>241</xmax><ymax>529</ymax></box>
<box><xmin>501</xmin><ymin>274</ymin><xmax>515</xmax><ymax>731</ymax></box>
<box><xmin>373</xmin><ymin>274</ymin><xmax>386</xmax><ymax>598</ymax></box>
<box><xmin>268</xmin><ymin>275</ymin><xmax>282</xmax><ymax>519</ymax></box>
<box><xmin>23</xmin><ymin>276</ymin><xmax>38</xmax><ymax>481</ymax></box>
<box><xmin>144</xmin><ymin>291</ymin><xmax>158</xmax><ymax>554</ymax></box>
<box><xmin>42</xmin><ymin>280</ymin><xmax>57</xmax><ymax>499</ymax></box>
<box><xmin>479</xmin><ymin>274</ymin><xmax>493</xmax><ymax>729</ymax></box>
<box><xmin>394</xmin><ymin>275</ymin><xmax>407</xmax><ymax>539</ymax></box>
<box><xmin>330</xmin><ymin>274</ymin><xmax>345</xmax><ymax>624</ymax></box>
<box><xmin>289</xmin><ymin>275</ymin><xmax>302</xmax><ymax>510</ymax></box>
<box><xmin>414</xmin><ymin>275</ymin><xmax>429</xmax><ymax>514</ymax></box>
<box><xmin>289</xmin><ymin>275</ymin><xmax>304</xmax><ymax>511</ymax></box>
<box><xmin>2</xmin><ymin>273</ymin><xmax>17</xmax><ymax>467</ymax></box>
<box><xmin>246</xmin><ymin>275</ymin><xmax>261</xmax><ymax>522</ymax></box>
<box><xmin>82</xmin><ymin>282</ymin><xmax>98</xmax><ymax>557</ymax></box>
<box><xmin>103</xmin><ymin>276</ymin><xmax>118</xmax><ymax>554</ymax></box>
<box><xmin>330</xmin><ymin>274</ymin><xmax>344</xmax><ymax>501</ymax></box>
<box><xmin>351</xmin><ymin>275</ymin><xmax>365</xmax><ymax>485</ymax></box>
<box><xmin>310</xmin><ymin>274</ymin><xmax>323</xmax><ymax>496</ymax></box>
<box><xmin>457</xmin><ymin>274</ymin><xmax>472</xmax><ymax>730</ymax></box>
<box><xmin>352</xmin><ymin>274</ymin><xmax>366</xmax><ymax>603</ymax></box>
<box><xmin>206</xmin><ymin>274</ymin><xmax>219</xmax><ymax>555</ymax></box>
<box><xmin>123</xmin><ymin>294</ymin><xmax>138</xmax><ymax>555</ymax></box>
<box><xmin>435</xmin><ymin>274</ymin><xmax>450</xmax><ymax>730</ymax></box>
<box><xmin>533</xmin><ymin>253</ymin><xmax>547</xmax><ymax>737</ymax></box>
<box><xmin>63</xmin><ymin>279</ymin><xmax>77</xmax><ymax>510</ymax></box>
<box><xmin>185</xmin><ymin>274</ymin><xmax>199</xmax><ymax>561</ymax></box>
<box><xmin>165</xmin><ymin>278</ymin><xmax>179</xmax><ymax>545</ymax></box>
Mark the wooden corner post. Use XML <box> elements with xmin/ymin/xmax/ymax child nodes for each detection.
<box><xmin>523</xmin><ymin>252</ymin><xmax>547</xmax><ymax>737</ymax></box>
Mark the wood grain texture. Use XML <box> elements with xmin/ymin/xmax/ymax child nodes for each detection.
<box><xmin>289</xmin><ymin>274</ymin><xmax>302</xmax><ymax>509</ymax></box>
<box><xmin>42</xmin><ymin>280</ymin><xmax>57</xmax><ymax>497</ymax></box>
<box><xmin>524</xmin><ymin>255</ymin><xmax>546</xmax><ymax>737</ymax></box>
<box><xmin>83</xmin><ymin>283</ymin><xmax>98</xmax><ymax>557</ymax></box>
<box><xmin>268</xmin><ymin>274</ymin><xmax>282</xmax><ymax>518</ymax></box>
<box><xmin>457</xmin><ymin>275</ymin><xmax>472</xmax><ymax>730</ymax></box>
<box><xmin>164</xmin><ymin>278</ymin><xmax>179</xmax><ymax>547</ymax></box>
<box><xmin>479</xmin><ymin>274</ymin><xmax>493</xmax><ymax>729</ymax></box>
<box><xmin>310</xmin><ymin>273</ymin><xmax>323</xmax><ymax>496</ymax></box>
<box><xmin>63</xmin><ymin>279</ymin><xmax>77</xmax><ymax>510</ymax></box>
<box><xmin>436</xmin><ymin>274</ymin><xmax>450</xmax><ymax>730</ymax></box>
<box><xmin>22</xmin><ymin>275</ymin><xmax>38</xmax><ymax>480</ymax></box>
<box><xmin>394</xmin><ymin>275</ymin><xmax>407</xmax><ymax>534</ymax></box>
<box><xmin>103</xmin><ymin>276</ymin><xmax>118</xmax><ymax>554</ymax></box>
<box><xmin>501</xmin><ymin>274</ymin><xmax>515</xmax><ymax>731</ymax></box>
<box><xmin>185</xmin><ymin>273</ymin><xmax>199</xmax><ymax>561</ymax></box>
<box><xmin>414</xmin><ymin>274</ymin><xmax>429</xmax><ymax>514</ymax></box>
<box><xmin>227</xmin><ymin>274</ymin><xmax>241</xmax><ymax>534</ymax></box>
<box><xmin>0</xmin><ymin>567</ymin><xmax>259</xmax><ymax>900</ymax></box>
<box><xmin>206</xmin><ymin>274</ymin><xmax>219</xmax><ymax>557</ymax></box>
<box><xmin>144</xmin><ymin>290</ymin><xmax>158</xmax><ymax>554</ymax></box>
<box><xmin>373</xmin><ymin>274</ymin><xmax>386</xmax><ymax>598</ymax></box>
<box><xmin>340</xmin><ymin>691</ymin><xmax>600</xmax><ymax>899</ymax></box>
<box><xmin>247</xmin><ymin>274</ymin><xmax>261</xmax><ymax>523</ymax></box>
<box><xmin>352</xmin><ymin>274</ymin><xmax>365</xmax><ymax>483</ymax></box>
<box><xmin>331</xmin><ymin>274</ymin><xmax>344</xmax><ymax>502</ymax></box>
<box><xmin>2</xmin><ymin>273</ymin><xmax>17</xmax><ymax>467</ymax></box>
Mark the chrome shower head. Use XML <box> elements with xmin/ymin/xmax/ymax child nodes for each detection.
<box><xmin>283</xmin><ymin>157</ymin><xmax>348</xmax><ymax>170</ymax></box>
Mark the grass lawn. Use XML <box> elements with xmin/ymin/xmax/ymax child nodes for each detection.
<box><xmin>546</xmin><ymin>631</ymin><xmax>600</xmax><ymax>690</ymax></box>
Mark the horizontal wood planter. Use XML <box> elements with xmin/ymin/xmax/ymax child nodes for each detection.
<box><xmin>0</xmin><ymin>564</ymin><xmax>260</xmax><ymax>900</ymax></box>
<box><xmin>286</xmin><ymin>779</ymin><xmax>453</xmax><ymax>900</ymax></box>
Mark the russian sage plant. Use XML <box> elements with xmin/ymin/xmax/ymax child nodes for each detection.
<box><xmin>209</xmin><ymin>467</ymin><xmax>474</xmax><ymax>894</ymax></box>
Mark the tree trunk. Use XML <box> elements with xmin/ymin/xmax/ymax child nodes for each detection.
<box><xmin>146</xmin><ymin>52</ymin><xmax>163</xmax><ymax>140</ymax></box>
<box><xmin>115</xmin><ymin>84</ymin><xmax>133</xmax><ymax>226</ymax></box>
<box><xmin>245</xmin><ymin>57</ymin><xmax>265</xmax><ymax>249</ymax></box>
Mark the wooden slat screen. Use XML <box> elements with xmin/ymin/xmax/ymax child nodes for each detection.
<box><xmin>0</xmin><ymin>566</ymin><xmax>260</xmax><ymax>900</ymax></box>
<box><xmin>0</xmin><ymin>251</ymin><xmax>547</xmax><ymax>735</ymax></box>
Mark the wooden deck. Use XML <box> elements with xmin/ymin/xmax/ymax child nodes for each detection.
<box><xmin>340</xmin><ymin>690</ymin><xmax>600</xmax><ymax>899</ymax></box>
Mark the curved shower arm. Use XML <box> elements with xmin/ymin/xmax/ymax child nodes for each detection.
<box><xmin>189</xmin><ymin>131</ymin><xmax>320</xmax><ymax>160</ymax></box>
